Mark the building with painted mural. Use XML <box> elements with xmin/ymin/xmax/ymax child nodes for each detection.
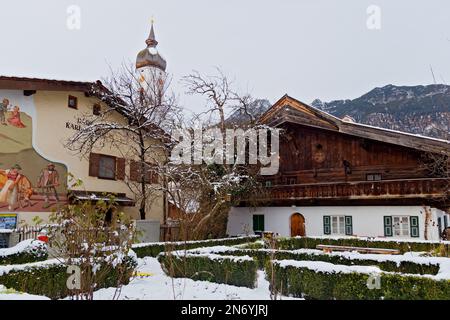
<box><xmin>0</xmin><ymin>24</ymin><xmax>168</xmax><ymax>246</ymax></box>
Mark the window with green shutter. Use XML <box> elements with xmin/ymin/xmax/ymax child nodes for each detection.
<box><xmin>410</xmin><ymin>216</ymin><xmax>419</xmax><ymax>238</ymax></box>
<box><xmin>252</xmin><ymin>215</ymin><xmax>264</xmax><ymax>232</ymax></box>
<box><xmin>323</xmin><ymin>216</ymin><xmax>331</xmax><ymax>235</ymax></box>
<box><xmin>345</xmin><ymin>216</ymin><xmax>353</xmax><ymax>235</ymax></box>
<box><xmin>384</xmin><ymin>216</ymin><xmax>393</xmax><ymax>237</ymax></box>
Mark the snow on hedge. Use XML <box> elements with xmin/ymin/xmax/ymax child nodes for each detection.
<box><xmin>0</xmin><ymin>259</ymin><xmax>61</xmax><ymax>276</ymax></box>
<box><xmin>274</xmin><ymin>259</ymin><xmax>382</xmax><ymax>275</ymax></box>
<box><xmin>290</xmin><ymin>235</ymin><xmax>450</xmax><ymax>245</ymax></box>
<box><xmin>180</xmin><ymin>245</ymin><xmax>448</xmax><ymax>267</ymax></box>
<box><xmin>289</xmin><ymin>248</ymin><xmax>449</xmax><ymax>266</ymax></box>
<box><xmin>0</xmin><ymin>239</ymin><xmax>46</xmax><ymax>258</ymax></box>
<box><xmin>0</xmin><ymin>249</ymin><xmax>138</xmax><ymax>276</ymax></box>
<box><xmin>272</xmin><ymin>259</ymin><xmax>450</xmax><ymax>280</ymax></box>
<box><xmin>159</xmin><ymin>250</ymin><xmax>254</xmax><ymax>263</ymax></box>
<box><xmin>181</xmin><ymin>245</ymin><xmax>240</xmax><ymax>254</ymax></box>
<box><xmin>132</xmin><ymin>235</ymin><xmax>259</xmax><ymax>248</ymax></box>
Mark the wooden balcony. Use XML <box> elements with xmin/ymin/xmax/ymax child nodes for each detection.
<box><xmin>241</xmin><ymin>178</ymin><xmax>449</xmax><ymax>206</ymax></box>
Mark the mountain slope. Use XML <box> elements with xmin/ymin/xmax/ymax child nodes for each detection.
<box><xmin>226</xmin><ymin>84</ymin><xmax>450</xmax><ymax>140</ymax></box>
<box><xmin>226</xmin><ymin>99</ymin><xmax>272</xmax><ymax>125</ymax></box>
<box><xmin>311</xmin><ymin>84</ymin><xmax>450</xmax><ymax>140</ymax></box>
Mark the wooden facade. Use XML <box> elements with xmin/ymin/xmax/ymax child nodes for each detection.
<box><xmin>242</xmin><ymin>95</ymin><xmax>450</xmax><ymax>211</ymax></box>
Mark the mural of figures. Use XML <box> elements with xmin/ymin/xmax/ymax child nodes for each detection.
<box><xmin>37</xmin><ymin>163</ymin><xmax>60</xmax><ymax>209</ymax></box>
<box><xmin>0</xmin><ymin>164</ymin><xmax>30</xmax><ymax>211</ymax></box>
<box><xmin>0</xmin><ymin>98</ymin><xmax>9</xmax><ymax>125</ymax></box>
<box><xmin>7</xmin><ymin>106</ymin><xmax>26</xmax><ymax>128</ymax></box>
<box><xmin>0</xmin><ymin>93</ymin><xmax>68</xmax><ymax>212</ymax></box>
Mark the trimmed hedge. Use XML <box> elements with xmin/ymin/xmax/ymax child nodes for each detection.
<box><xmin>133</xmin><ymin>235</ymin><xmax>259</xmax><ymax>258</ymax></box>
<box><xmin>0</xmin><ymin>256</ymin><xmax>137</xmax><ymax>299</ymax></box>
<box><xmin>0</xmin><ymin>240</ymin><xmax>48</xmax><ymax>265</ymax></box>
<box><xmin>0</xmin><ymin>264</ymin><xmax>72</xmax><ymax>299</ymax></box>
<box><xmin>269</xmin><ymin>260</ymin><xmax>450</xmax><ymax>300</ymax></box>
<box><xmin>210</xmin><ymin>248</ymin><xmax>441</xmax><ymax>275</ymax></box>
<box><xmin>158</xmin><ymin>252</ymin><xmax>258</xmax><ymax>288</ymax></box>
<box><xmin>276</xmin><ymin>237</ymin><xmax>450</xmax><ymax>255</ymax></box>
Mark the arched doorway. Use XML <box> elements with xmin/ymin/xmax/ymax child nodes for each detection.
<box><xmin>290</xmin><ymin>213</ymin><xmax>305</xmax><ymax>237</ymax></box>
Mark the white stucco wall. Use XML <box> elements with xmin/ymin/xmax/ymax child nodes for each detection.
<box><xmin>433</xmin><ymin>207</ymin><xmax>449</xmax><ymax>238</ymax></box>
<box><xmin>227</xmin><ymin>206</ymin><xmax>449</xmax><ymax>240</ymax></box>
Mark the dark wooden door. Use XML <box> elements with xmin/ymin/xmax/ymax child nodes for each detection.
<box><xmin>290</xmin><ymin>213</ymin><xmax>305</xmax><ymax>237</ymax></box>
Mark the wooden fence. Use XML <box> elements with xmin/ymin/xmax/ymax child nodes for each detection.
<box><xmin>14</xmin><ymin>226</ymin><xmax>44</xmax><ymax>242</ymax></box>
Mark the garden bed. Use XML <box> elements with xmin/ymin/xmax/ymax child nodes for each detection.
<box><xmin>184</xmin><ymin>246</ymin><xmax>449</xmax><ymax>275</ymax></box>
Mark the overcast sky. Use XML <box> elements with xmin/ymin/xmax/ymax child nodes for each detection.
<box><xmin>2</xmin><ymin>0</ymin><xmax>450</xmax><ymax>114</ymax></box>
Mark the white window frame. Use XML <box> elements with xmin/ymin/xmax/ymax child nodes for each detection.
<box><xmin>331</xmin><ymin>215</ymin><xmax>346</xmax><ymax>235</ymax></box>
<box><xmin>392</xmin><ymin>215</ymin><xmax>410</xmax><ymax>237</ymax></box>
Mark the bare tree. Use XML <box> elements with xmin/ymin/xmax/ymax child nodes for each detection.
<box><xmin>66</xmin><ymin>63</ymin><xmax>181</xmax><ymax>220</ymax></box>
<box><xmin>173</xmin><ymin>68</ymin><xmax>270</xmax><ymax>239</ymax></box>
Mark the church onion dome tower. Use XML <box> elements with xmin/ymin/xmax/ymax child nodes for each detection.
<box><xmin>136</xmin><ymin>22</ymin><xmax>167</xmax><ymax>71</ymax></box>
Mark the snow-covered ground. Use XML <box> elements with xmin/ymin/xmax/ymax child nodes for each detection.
<box><xmin>92</xmin><ymin>257</ymin><xmax>301</xmax><ymax>300</ymax></box>
<box><xmin>0</xmin><ymin>285</ymin><xmax>50</xmax><ymax>300</ymax></box>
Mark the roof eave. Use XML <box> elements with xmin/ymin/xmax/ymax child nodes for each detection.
<box><xmin>260</xmin><ymin>94</ymin><xmax>450</xmax><ymax>155</ymax></box>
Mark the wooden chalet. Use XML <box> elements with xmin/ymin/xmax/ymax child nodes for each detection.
<box><xmin>227</xmin><ymin>95</ymin><xmax>450</xmax><ymax>240</ymax></box>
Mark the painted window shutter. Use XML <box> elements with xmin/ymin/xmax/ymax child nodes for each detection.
<box><xmin>148</xmin><ymin>170</ymin><xmax>158</xmax><ymax>184</ymax></box>
<box><xmin>323</xmin><ymin>216</ymin><xmax>331</xmax><ymax>235</ymax></box>
<box><xmin>129</xmin><ymin>160</ymin><xmax>139</xmax><ymax>182</ymax></box>
<box><xmin>116</xmin><ymin>158</ymin><xmax>126</xmax><ymax>180</ymax></box>
<box><xmin>88</xmin><ymin>153</ymin><xmax>100</xmax><ymax>177</ymax></box>
<box><xmin>444</xmin><ymin>215</ymin><xmax>448</xmax><ymax>229</ymax></box>
<box><xmin>344</xmin><ymin>216</ymin><xmax>353</xmax><ymax>235</ymax></box>
<box><xmin>252</xmin><ymin>215</ymin><xmax>264</xmax><ymax>232</ymax></box>
<box><xmin>410</xmin><ymin>216</ymin><xmax>419</xmax><ymax>238</ymax></box>
<box><xmin>383</xmin><ymin>216</ymin><xmax>393</xmax><ymax>237</ymax></box>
